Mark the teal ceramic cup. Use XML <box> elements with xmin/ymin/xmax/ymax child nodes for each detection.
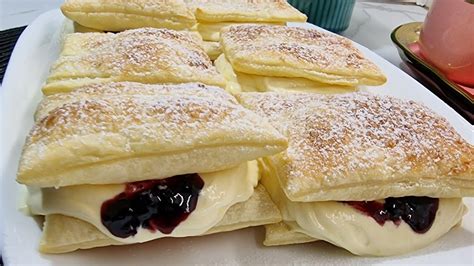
<box><xmin>288</xmin><ymin>0</ymin><xmax>356</xmax><ymax>33</ymax></box>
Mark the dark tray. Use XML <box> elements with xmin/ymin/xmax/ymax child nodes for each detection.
<box><xmin>0</xmin><ymin>26</ymin><xmax>27</xmax><ymax>82</ymax></box>
<box><xmin>391</xmin><ymin>22</ymin><xmax>473</xmax><ymax>124</ymax></box>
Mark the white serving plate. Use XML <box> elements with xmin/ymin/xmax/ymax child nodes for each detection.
<box><xmin>1</xmin><ymin>9</ymin><xmax>473</xmax><ymax>265</ymax></box>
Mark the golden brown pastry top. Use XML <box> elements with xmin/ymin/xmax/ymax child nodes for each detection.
<box><xmin>18</xmin><ymin>83</ymin><xmax>287</xmax><ymax>187</ymax></box>
<box><xmin>44</xmin><ymin>28</ymin><xmax>225</xmax><ymax>94</ymax></box>
<box><xmin>238</xmin><ymin>92</ymin><xmax>474</xmax><ymax>201</ymax></box>
<box><xmin>62</xmin><ymin>0</ymin><xmax>193</xmax><ymax>18</ymax></box>
<box><xmin>221</xmin><ymin>25</ymin><xmax>386</xmax><ymax>86</ymax></box>
<box><xmin>61</xmin><ymin>0</ymin><xmax>196</xmax><ymax>31</ymax></box>
<box><xmin>36</xmin><ymin>82</ymin><xmax>232</xmax><ymax>120</ymax></box>
<box><xmin>186</xmin><ymin>0</ymin><xmax>306</xmax><ymax>23</ymax></box>
<box><xmin>32</xmin><ymin>83</ymin><xmax>240</xmax><ymax>148</ymax></box>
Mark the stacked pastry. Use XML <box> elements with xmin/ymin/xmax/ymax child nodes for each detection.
<box><xmin>237</xmin><ymin>92</ymin><xmax>474</xmax><ymax>256</ymax></box>
<box><xmin>43</xmin><ymin>27</ymin><xmax>225</xmax><ymax>94</ymax></box>
<box><xmin>18</xmin><ymin>82</ymin><xmax>286</xmax><ymax>253</ymax></box>
<box><xmin>59</xmin><ymin>1</ymin><xmax>306</xmax><ymax>60</ymax></box>
<box><xmin>217</xmin><ymin>25</ymin><xmax>387</xmax><ymax>93</ymax></box>
<box><xmin>20</xmin><ymin>5</ymin><xmax>290</xmax><ymax>253</ymax></box>
<box><xmin>185</xmin><ymin>0</ymin><xmax>307</xmax><ymax>59</ymax></box>
<box><xmin>17</xmin><ymin>0</ymin><xmax>473</xmax><ymax>258</ymax></box>
<box><xmin>60</xmin><ymin>0</ymin><xmax>225</xmax><ymax>58</ymax></box>
<box><xmin>61</xmin><ymin>0</ymin><xmax>197</xmax><ymax>32</ymax></box>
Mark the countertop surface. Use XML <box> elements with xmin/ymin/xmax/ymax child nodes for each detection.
<box><xmin>0</xmin><ymin>0</ymin><xmax>428</xmax><ymax>258</ymax></box>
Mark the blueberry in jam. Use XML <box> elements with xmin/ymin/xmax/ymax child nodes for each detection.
<box><xmin>345</xmin><ymin>197</ymin><xmax>439</xmax><ymax>233</ymax></box>
<box><xmin>101</xmin><ymin>174</ymin><xmax>204</xmax><ymax>238</ymax></box>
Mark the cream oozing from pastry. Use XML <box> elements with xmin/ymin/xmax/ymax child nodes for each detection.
<box><xmin>215</xmin><ymin>55</ymin><xmax>355</xmax><ymax>94</ymax></box>
<box><xmin>29</xmin><ymin>161</ymin><xmax>259</xmax><ymax>244</ymax></box>
<box><xmin>197</xmin><ymin>22</ymin><xmax>285</xmax><ymax>42</ymax></box>
<box><xmin>202</xmin><ymin>41</ymin><xmax>221</xmax><ymax>60</ymax></box>
<box><xmin>261</xmin><ymin>162</ymin><xmax>467</xmax><ymax>256</ymax></box>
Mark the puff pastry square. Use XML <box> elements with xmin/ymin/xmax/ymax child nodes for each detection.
<box><xmin>186</xmin><ymin>0</ymin><xmax>306</xmax><ymax>23</ymax></box>
<box><xmin>40</xmin><ymin>184</ymin><xmax>281</xmax><ymax>253</ymax></box>
<box><xmin>43</xmin><ymin>28</ymin><xmax>226</xmax><ymax>94</ymax></box>
<box><xmin>18</xmin><ymin>82</ymin><xmax>287</xmax><ymax>187</ymax></box>
<box><xmin>237</xmin><ymin>92</ymin><xmax>474</xmax><ymax>201</ymax></box>
<box><xmin>61</xmin><ymin>0</ymin><xmax>196</xmax><ymax>31</ymax></box>
<box><xmin>221</xmin><ymin>25</ymin><xmax>387</xmax><ymax>86</ymax></box>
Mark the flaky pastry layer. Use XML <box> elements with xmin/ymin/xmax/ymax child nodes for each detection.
<box><xmin>61</xmin><ymin>0</ymin><xmax>196</xmax><ymax>31</ymax></box>
<box><xmin>186</xmin><ymin>0</ymin><xmax>306</xmax><ymax>23</ymax></box>
<box><xmin>39</xmin><ymin>185</ymin><xmax>281</xmax><ymax>253</ymax></box>
<box><xmin>197</xmin><ymin>21</ymin><xmax>285</xmax><ymax>42</ymax></box>
<box><xmin>18</xmin><ymin>83</ymin><xmax>287</xmax><ymax>187</ymax></box>
<box><xmin>221</xmin><ymin>25</ymin><xmax>387</xmax><ymax>86</ymax></box>
<box><xmin>43</xmin><ymin>28</ymin><xmax>225</xmax><ymax>94</ymax></box>
<box><xmin>263</xmin><ymin>222</ymin><xmax>316</xmax><ymax>247</ymax></box>
<box><xmin>214</xmin><ymin>54</ymin><xmax>357</xmax><ymax>94</ymax></box>
<box><xmin>237</xmin><ymin>92</ymin><xmax>474</xmax><ymax>201</ymax></box>
<box><xmin>36</xmin><ymin>82</ymin><xmax>230</xmax><ymax>120</ymax></box>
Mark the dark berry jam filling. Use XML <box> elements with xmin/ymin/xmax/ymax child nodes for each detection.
<box><xmin>345</xmin><ymin>197</ymin><xmax>439</xmax><ymax>234</ymax></box>
<box><xmin>101</xmin><ymin>174</ymin><xmax>204</xmax><ymax>238</ymax></box>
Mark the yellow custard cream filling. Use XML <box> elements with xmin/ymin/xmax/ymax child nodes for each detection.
<box><xmin>260</xmin><ymin>160</ymin><xmax>466</xmax><ymax>256</ymax></box>
<box><xmin>203</xmin><ymin>41</ymin><xmax>222</xmax><ymax>60</ymax></box>
<box><xmin>215</xmin><ymin>54</ymin><xmax>356</xmax><ymax>94</ymax></box>
<box><xmin>198</xmin><ymin>22</ymin><xmax>285</xmax><ymax>42</ymax></box>
<box><xmin>28</xmin><ymin>161</ymin><xmax>259</xmax><ymax>244</ymax></box>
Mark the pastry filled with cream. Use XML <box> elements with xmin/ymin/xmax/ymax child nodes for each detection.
<box><xmin>17</xmin><ymin>82</ymin><xmax>287</xmax><ymax>253</ymax></box>
<box><xmin>197</xmin><ymin>21</ymin><xmax>285</xmax><ymax>42</ymax></box>
<box><xmin>218</xmin><ymin>25</ymin><xmax>387</xmax><ymax>93</ymax></box>
<box><xmin>42</xmin><ymin>28</ymin><xmax>225</xmax><ymax>95</ymax></box>
<box><xmin>186</xmin><ymin>0</ymin><xmax>306</xmax><ymax>41</ymax></box>
<box><xmin>215</xmin><ymin>54</ymin><xmax>357</xmax><ymax>94</ymax></box>
<box><xmin>183</xmin><ymin>0</ymin><xmax>306</xmax><ymax>60</ymax></box>
<box><xmin>61</xmin><ymin>1</ymin><xmax>306</xmax><ymax>62</ymax></box>
<box><xmin>237</xmin><ymin>92</ymin><xmax>474</xmax><ymax>256</ymax></box>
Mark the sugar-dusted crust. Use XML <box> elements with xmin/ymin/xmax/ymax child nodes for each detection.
<box><xmin>39</xmin><ymin>184</ymin><xmax>281</xmax><ymax>253</ymax></box>
<box><xmin>221</xmin><ymin>25</ymin><xmax>387</xmax><ymax>86</ymax></box>
<box><xmin>186</xmin><ymin>0</ymin><xmax>306</xmax><ymax>23</ymax></box>
<box><xmin>197</xmin><ymin>21</ymin><xmax>285</xmax><ymax>42</ymax></box>
<box><xmin>43</xmin><ymin>28</ymin><xmax>225</xmax><ymax>94</ymax></box>
<box><xmin>61</xmin><ymin>0</ymin><xmax>196</xmax><ymax>31</ymax></box>
<box><xmin>237</xmin><ymin>92</ymin><xmax>474</xmax><ymax>201</ymax></box>
<box><xmin>36</xmin><ymin>82</ymin><xmax>232</xmax><ymax>120</ymax></box>
<box><xmin>17</xmin><ymin>83</ymin><xmax>287</xmax><ymax>187</ymax></box>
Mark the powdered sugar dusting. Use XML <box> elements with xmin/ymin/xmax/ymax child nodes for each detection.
<box><xmin>37</xmin><ymin>82</ymin><xmax>236</xmax><ymax>120</ymax></box>
<box><xmin>27</xmin><ymin>83</ymin><xmax>281</xmax><ymax>158</ymax></box>
<box><xmin>222</xmin><ymin>25</ymin><xmax>383</xmax><ymax>76</ymax></box>
<box><xmin>64</xmin><ymin>0</ymin><xmax>195</xmax><ymax>17</ymax></box>
<box><xmin>186</xmin><ymin>0</ymin><xmax>301</xmax><ymax>17</ymax></box>
<box><xmin>238</xmin><ymin>92</ymin><xmax>473</xmax><ymax>196</ymax></box>
<box><xmin>49</xmin><ymin>28</ymin><xmax>224</xmax><ymax>86</ymax></box>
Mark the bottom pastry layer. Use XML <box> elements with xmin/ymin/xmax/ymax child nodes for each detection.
<box><xmin>39</xmin><ymin>184</ymin><xmax>281</xmax><ymax>253</ymax></box>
